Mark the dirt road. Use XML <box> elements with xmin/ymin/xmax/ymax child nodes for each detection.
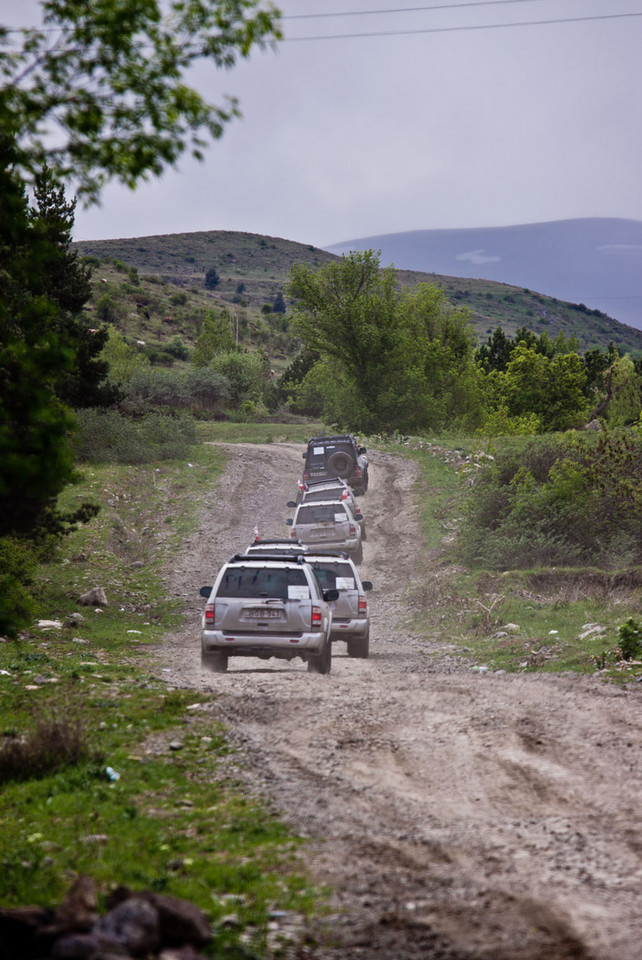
<box><xmin>161</xmin><ymin>442</ymin><xmax>642</xmax><ymax>960</ymax></box>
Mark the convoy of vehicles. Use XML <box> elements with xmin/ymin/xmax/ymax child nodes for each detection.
<box><xmin>200</xmin><ymin>434</ymin><xmax>372</xmax><ymax>675</ymax></box>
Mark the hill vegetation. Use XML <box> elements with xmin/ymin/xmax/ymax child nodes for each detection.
<box><xmin>74</xmin><ymin>229</ymin><xmax>642</xmax><ymax>358</ymax></box>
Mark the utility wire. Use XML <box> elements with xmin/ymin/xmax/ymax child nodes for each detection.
<box><xmin>284</xmin><ymin>11</ymin><xmax>642</xmax><ymax>41</ymax></box>
<box><xmin>283</xmin><ymin>0</ymin><xmax>559</xmax><ymax>21</ymax></box>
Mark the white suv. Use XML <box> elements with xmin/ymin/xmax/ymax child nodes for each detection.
<box><xmin>200</xmin><ymin>554</ymin><xmax>338</xmax><ymax>674</ymax></box>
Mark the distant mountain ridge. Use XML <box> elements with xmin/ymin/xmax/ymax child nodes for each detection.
<box><xmin>325</xmin><ymin>218</ymin><xmax>642</xmax><ymax>331</ymax></box>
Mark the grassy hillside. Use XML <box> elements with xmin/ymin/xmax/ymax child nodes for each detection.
<box><xmin>74</xmin><ymin>230</ymin><xmax>642</xmax><ymax>356</ymax></box>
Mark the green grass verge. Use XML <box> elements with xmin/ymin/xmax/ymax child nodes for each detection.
<box><xmin>194</xmin><ymin>420</ymin><xmax>327</xmax><ymax>445</ymax></box>
<box><xmin>377</xmin><ymin>433</ymin><xmax>642</xmax><ymax>685</ymax></box>
<box><xmin>0</xmin><ymin>435</ymin><xmax>323</xmax><ymax>957</ymax></box>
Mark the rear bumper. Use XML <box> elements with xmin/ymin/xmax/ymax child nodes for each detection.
<box><xmin>202</xmin><ymin>629</ymin><xmax>326</xmax><ymax>656</ymax></box>
<box><xmin>302</xmin><ymin>536</ymin><xmax>360</xmax><ymax>554</ymax></box>
<box><xmin>330</xmin><ymin>618</ymin><xmax>369</xmax><ymax>641</ymax></box>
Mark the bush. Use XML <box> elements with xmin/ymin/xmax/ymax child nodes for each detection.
<box><xmin>618</xmin><ymin>617</ymin><xmax>642</xmax><ymax>660</ymax></box>
<box><xmin>73</xmin><ymin>409</ymin><xmax>197</xmax><ymax>463</ymax></box>
<box><xmin>121</xmin><ymin>367</ymin><xmax>229</xmax><ymax>415</ymax></box>
<box><xmin>0</xmin><ymin>715</ymin><xmax>97</xmax><ymax>784</ymax></box>
<box><xmin>459</xmin><ymin>431</ymin><xmax>642</xmax><ymax>569</ymax></box>
<box><xmin>95</xmin><ymin>294</ymin><xmax>119</xmax><ymax>323</ymax></box>
<box><xmin>210</xmin><ymin>350</ymin><xmax>270</xmax><ymax>408</ymax></box>
<box><xmin>165</xmin><ymin>336</ymin><xmax>190</xmax><ymax>360</ymax></box>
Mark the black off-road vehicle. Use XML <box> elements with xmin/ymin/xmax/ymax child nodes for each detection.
<box><xmin>302</xmin><ymin>435</ymin><xmax>369</xmax><ymax>495</ymax></box>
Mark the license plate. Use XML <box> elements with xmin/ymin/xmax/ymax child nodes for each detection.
<box><xmin>245</xmin><ymin>608</ymin><xmax>281</xmax><ymax>619</ymax></box>
<box><xmin>312</xmin><ymin>528</ymin><xmax>333</xmax><ymax>539</ymax></box>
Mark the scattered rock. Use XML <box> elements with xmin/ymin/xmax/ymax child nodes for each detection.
<box><xmin>0</xmin><ymin>880</ymin><xmax>212</xmax><ymax>960</ymax></box>
<box><xmin>78</xmin><ymin>587</ymin><xmax>108</xmax><ymax>608</ymax></box>
<box><xmin>63</xmin><ymin>613</ymin><xmax>85</xmax><ymax>628</ymax></box>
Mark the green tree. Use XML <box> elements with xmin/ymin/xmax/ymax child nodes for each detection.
<box><xmin>273</xmin><ymin>290</ymin><xmax>286</xmax><ymax>313</ymax></box>
<box><xmin>99</xmin><ymin>328</ymin><xmax>150</xmax><ymax>385</ymax></box>
<box><xmin>29</xmin><ymin>166</ymin><xmax>119</xmax><ymax>407</ymax></box>
<box><xmin>0</xmin><ymin>133</ymin><xmax>77</xmax><ymax>541</ymax></box>
<box><xmin>492</xmin><ymin>343</ymin><xmax>589</xmax><ymax>431</ymax></box>
<box><xmin>205</xmin><ymin>267</ymin><xmax>221</xmax><ymax>290</ymax></box>
<box><xmin>288</xmin><ymin>250</ymin><xmax>483</xmax><ymax>433</ymax></box>
<box><xmin>476</xmin><ymin>326</ymin><xmax>513</xmax><ymax>372</ymax></box>
<box><xmin>192</xmin><ymin>311</ymin><xmax>234</xmax><ymax>367</ymax></box>
<box><xmin>288</xmin><ymin>250</ymin><xmax>402</xmax><ymax>430</ymax></box>
<box><xmin>210</xmin><ymin>350</ymin><xmax>270</xmax><ymax>407</ymax></box>
<box><xmin>1</xmin><ymin>1</ymin><xmax>282</xmax><ymax>201</ymax></box>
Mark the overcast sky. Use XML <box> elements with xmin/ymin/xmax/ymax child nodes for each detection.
<box><xmin>11</xmin><ymin>0</ymin><xmax>642</xmax><ymax>247</ymax></box>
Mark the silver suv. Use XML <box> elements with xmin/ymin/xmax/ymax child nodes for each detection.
<box><xmin>306</xmin><ymin>553</ymin><xmax>372</xmax><ymax>658</ymax></box>
<box><xmin>200</xmin><ymin>555</ymin><xmax>338</xmax><ymax>674</ymax></box>
<box><xmin>288</xmin><ymin>480</ymin><xmax>366</xmax><ymax>540</ymax></box>
<box><xmin>286</xmin><ymin>499</ymin><xmax>363</xmax><ymax>562</ymax></box>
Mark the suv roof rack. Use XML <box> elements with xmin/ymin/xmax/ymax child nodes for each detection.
<box><xmin>250</xmin><ymin>537</ymin><xmax>305</xmax><ymax>545</ymax></box>
<box><xmin>307</xmin><ymin>434</ymin><xmax>355</xmax><ymax>444</ymax></box>
<box><xmin>229</xmin><ymin>552</ymin><xmax>305</xmax><ymax>564</ymax></box>
<box><xmin>303</xmin><ymin>477</ymin><xmax>349</xmax><ymax>488</ymax></box>
<box><xmin>305</xmin><ymin>550</ymin><xmax>350</xmax><ymax>560</ymax></box>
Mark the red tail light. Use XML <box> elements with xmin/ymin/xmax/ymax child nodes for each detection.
<box><xmin>311</xmin><ymin>605</ymin><xmax>322</xmax><ymax>626</ymax></box>
<box><xmin>290</xmin><ymin>528</ymin><xmax>297</xmax><ymax>539</ymax></box>
<box><xmin>303</xmin><ymin>470</ymin><xmax>310</xmax><ymax>483</ymax></box>
<box><xmin>354</xmin><ymin>465</ymin><xmax>362</xmax><ymax>477</ymax></box>
<box><xmin>204</xmin><ymin>603</ymin><xmax>215</xmax><ymax>625</ymax></box>
<box><xmin>349</xmin><ymin>523</ymin><xmax>356</xmax><ymax>536</ymax></box>
<box><xmin>358</xmin><ymin>595</ymin><xmax>367</xmax><ymax>614</ymax></box>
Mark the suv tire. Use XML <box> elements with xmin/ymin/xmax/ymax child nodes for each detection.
<box><xmin>307</xmin><ymin>637</ymin><xmax>332</xmax><ymax>675</ymax></box>
<box><xmin>326</xmin><ymin>450</ymin><xmax>355</xmax><ymax>479</ymax></box>
<box><xmin>347</xmin><ymin>630</ymin><xmax>369</xmax><ymax>659</ymax></box>
<box><xmin>202</xmin><ymin>650</ymin><xmax>228</xmax><ymax>673</ymax></box>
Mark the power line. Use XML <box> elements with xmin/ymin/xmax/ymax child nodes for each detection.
<box><xmin>284</xmin><ymin>11</ymin><xmax>642</xmax><ymax>41</ymax></box>
<box><xmin>283</xmin><ymin>0</ymin><xmax>557</xmax><ymax>21</ymax></box>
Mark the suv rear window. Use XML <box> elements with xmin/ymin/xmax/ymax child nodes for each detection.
<box><xmin>304</xmin><ymin>488</ymin><xmax>346</xmax><ymax>503</ymax></box>
<box><xmin>311</xmin><ymin>562</ymin><xmax>354</xmax><ymax>590</ymax></box>
<box><xmin>297</xmin><ymin>504</ymin><xmax>348</xmax><ymax>524</ymax></box>
<box><xmin>217</xmin><ymin>567</ymin><xmax>308</xmax><ymax>599</ymax></box>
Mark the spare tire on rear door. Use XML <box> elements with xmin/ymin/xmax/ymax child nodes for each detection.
<box><xmin>326</xmin><ymin>450</ymin><xmax>355</xmax><ymax>478</ymax></box>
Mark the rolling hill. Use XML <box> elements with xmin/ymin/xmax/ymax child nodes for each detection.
<box><xmin>74</xmin><ymin>228</ymin><xmax>642</xmax><ymax>357</ymax></box>
<box><xmin>325</xmin><ymin>218</ymin><xmax>642</xmax><ymax>332</ymax></box>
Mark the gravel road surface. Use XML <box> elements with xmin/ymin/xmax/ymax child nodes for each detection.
<box><xmin>160</xmin><ymin>442</ymin><xmax>642</xmax><ymax>960</ymax></box>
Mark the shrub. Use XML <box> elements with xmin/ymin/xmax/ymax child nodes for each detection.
<box><xmin>120</xmin><ymin>367</ymin><xmax>229</xmax><ymax>415</ymax></box>
<box><xmin>618</xmin><ymin>617</ymin><xmax>642</xmax><ymax>660</ymax></box>
<box><xmin>165</xmin><ymin>335</ymin><xmax>190</xmax><ymax>360</ymax></box>
<box><xmin>0</xmin><ymin>715</ymin><xmax>97</xmax><ymax>784</ymax></box>
<box><xmin>73</xmin><ymin>409</ymin><xmax>197</xmax><ymax>463</ymax></box>
<box><xmin>95</xmin><ymin>294</ymin><xmax>119</xmax><ymax>323</ymax></box>
<box><xmin>460</xmin><ymin>431</ymin><xmax>642</xmax><ymax>569</ymax></box>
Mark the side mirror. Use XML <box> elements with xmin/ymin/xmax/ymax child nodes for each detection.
<box><xmin>287</xmin><ymin>500</ymin><xmax>297</xmax><ymax>508</ymax></box>
<box><xmin>302</xmin><ymin>451</ymin><xmax>307</xmax><ymax>458</ymax></box>
<box><xmin>324</xmin><ymin>589</ymin><xmax>339</xmax><ymax>602</ymax></box>
<box><xmin>285</xmin><ymin>518</ymin><xmax>293</xmax><ymax>526</ymax></box>
<box><xmin>359</xmin><ymin>446</ymin><xmax>366</xmax><ymax>454</ymax></box>
<box><xmin>354</xmin><ymin>513</ymin><xmax>363</xmax><ymax>521</ymax></box>
<box><xmin>199</xmin><ymin>586</ymin><xmax>212</xmax><ymax>598</ymax></box>
<box><xmin>362</xmin><ymin>581</ymin><xmax>373</xmax><ymax>591</ymax></box>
